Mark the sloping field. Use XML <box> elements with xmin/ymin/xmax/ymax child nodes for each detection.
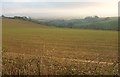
<box><xmin>2</xmin><ymin>18</ymin><xmax>118</xmax><ymax>75</ymax></box>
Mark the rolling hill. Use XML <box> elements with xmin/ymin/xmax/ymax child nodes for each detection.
<box><xmin>2</xmin><ymin>18</ymin><xmax>48</xmax><ymax>28</ymax></box>
<box><xmin>33</xmin><ymin>17</ymin><xmax>118</xmax><ymax>30</ymax></box>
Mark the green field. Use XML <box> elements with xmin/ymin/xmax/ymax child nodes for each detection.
<box><xmin>2</xmin><ymin>18</ymin><xmax>118</xmax><ymax>75</ymax></box>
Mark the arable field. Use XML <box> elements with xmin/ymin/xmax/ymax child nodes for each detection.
<box><xmin>2</xmin><ymin>18</ymin><xmax>118</xmax><ymax>75</ymax></box>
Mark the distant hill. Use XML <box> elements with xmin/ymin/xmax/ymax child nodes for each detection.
<box><xmin>32</xmin><ymin>17</ymin><xmax>118</xmax><ymax>30</ymax></box>
<box><xmin>1</xmin><ymin>15</ymin><xmax>118</xmax><ymax>30</ymax></box>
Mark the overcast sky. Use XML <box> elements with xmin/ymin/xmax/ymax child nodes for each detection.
<box><xmin>1</xmin><ymin>0</ymin><xmax>119</xmax><ymax>19</ymax></box>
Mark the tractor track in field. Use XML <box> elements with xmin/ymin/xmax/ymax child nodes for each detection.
<box><xmin>3</xmin><ymin>52</ymin><xmax>117</xmax><ymax>65</ymax></box>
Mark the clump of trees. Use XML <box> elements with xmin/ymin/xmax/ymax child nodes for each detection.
<box><xmin>84</xmin><ymin>16</ymin><xmax>99</xmax><ymax>20</ymax></box>
<box><xmin>1</xmin><ymin>15</ymin><xmax>31</xmax><ymax>21</ymax></box>
<box><xmin>13</xmin><ymin>16</ymin><xmax>31</xmax><ymax>21</ymax></box>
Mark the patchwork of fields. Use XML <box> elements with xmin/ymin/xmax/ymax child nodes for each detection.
<box><xmin>2</xmin><ymin>18</ymin><xmax>118</xmax><ymax>75</ymax></box>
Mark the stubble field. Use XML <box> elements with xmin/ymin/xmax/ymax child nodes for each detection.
<box><xmin>2</xmin><ymin>18</ymin><xmax>118</xmax><ymax>75</ymax></box>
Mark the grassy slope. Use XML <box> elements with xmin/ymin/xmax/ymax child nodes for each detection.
<box><xmin>2</xmin><ymin>18</ymin><xmax>118</xmax><ymax>75</ymax></box>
